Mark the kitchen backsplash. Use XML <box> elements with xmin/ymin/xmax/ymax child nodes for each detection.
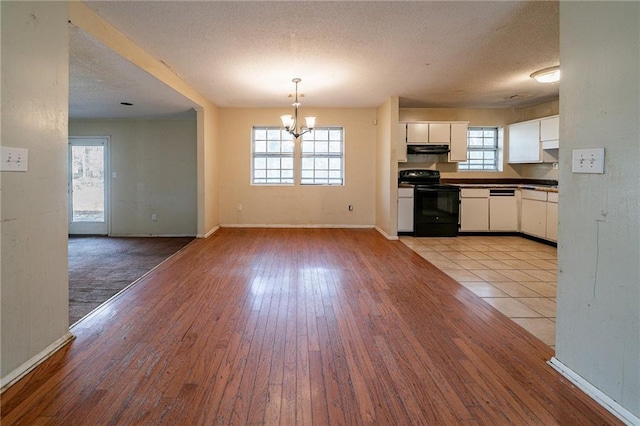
<box><xmin>520</xmin><ymin>163</ymin><xmax>559</xmax><ymax>180</ymax></box>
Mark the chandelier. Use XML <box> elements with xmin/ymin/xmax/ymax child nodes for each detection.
<box><xmin>280</xmin><ymin>78</ymin><xmax>316</xmax><ymax>139</ymax></box>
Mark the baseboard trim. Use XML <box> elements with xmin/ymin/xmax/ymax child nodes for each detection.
<box><xmin>198</xmin><ymin>225</ymin><xmax>220</xmax><ymax>239</ymax></box>
<box><xmin>375</xmin><ymin>226</ymin><xmax>399</xmax><ymax>240</ymax></box>
<box><xmin>220</xmin><ymin>223</ymin><xmax>375</xmax><ymax>229</ymax></box>
<box><xmin>107</xmin><ymin>233</ymin><xmax>197</xmax><ymax>238</ymax></box>
<box><xmin>548</xmin><ymin>357</ymin><xmax>639</xmax><ymax>425</ymax></box>
<box><xmin>1</xmin><ymin>331</ymin><xmax>75</xmax><ymax>393</ymax></box>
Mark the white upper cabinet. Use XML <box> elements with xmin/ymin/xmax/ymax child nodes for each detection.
<box><xmin>508</xmin><ymin>115</ymin><xmax>560</xmax><ymax>163</ymax></box>
<box><xmin>428</xmin><ymin>123</ymin><xmax>451</xmax><ymax>143</ymax></box>
<box><xmin>540</xmin><ymin>115</ymin><xmax>559</xmax><ymax>149</ymax></box>
<box><xmin>397</xmin><ymin>123</ymin><xmax>407</xmax><ymax>162</ymax></box>
<box><xmin>406</xmin><ymin>122</ymin><xmax>451</xmax><ymax>144</ymax></box>
<box><xmin>406</xmin><ymin>123</ymin><xmax>430</xmax><ymax>143</ymax></box>
<box><xmin>448</xmin><ymin>122</ymin><xmax>469</xmax><ymax>162</ymax></box>
<box><xmin>508</xmin><ymin>120</ymin><xmax>541</xmax><ymax>163</ymax></box>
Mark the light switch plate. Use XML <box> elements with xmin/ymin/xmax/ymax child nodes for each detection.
<box><xmin>572</xmin><ymin>148</ymin><xmax>604</xmax><ymax>174</ymax></box>
<box><xmin>1</xmin><ymin>147</ymin><xmax>29</xmax><ymax>172</ymax></box>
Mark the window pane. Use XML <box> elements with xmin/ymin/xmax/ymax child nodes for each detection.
<box><xmin>282</xmin><ymin>157</ymin><xmax>293</xmax><ymax>169</ymax></box>
<box><xmin>302</xmin><ymin>141</ymin><xmax>314</xmax><ymax>153</ymax></box>
<box><xmin>329</xmin><ymin>142</ymin><xmax>341</xmax><ymax>153</ymax></box>
<box><xmin>252</xmin><ymin>127</ymin><xmax>294</xmax><ymax>184</ymax></box>
<box><xmin>300</xmin><ymin>127</ymin><xmax>344</xmax><ymax>185</ymax></box>
<box><xmin>315</xmin><ymin>158</ymin><xmax>329</xmax><ymax>169</ymax></box>
<box><xmin>267</xmin><ymin>158</ymin><xmax>280</xmax><ymax>169</ymax></box>
<box><xmin>329</xmin><ymin>158</ymin><xmax>341</xmax><ymax>170</ymax></box>
<box><xmin>282</xmin><ymin>140</ymin><xmax>294</xmax><ymax>153</ymax></box>
<box><xmin>316</xmin><ymin>142</ymin><xmax>329</xmax><ymax>153</ymax></box>
<box><xmin>255</xmin><ymin>140</ymin><xmax>266</xmax><ymax>153</ymax></box>
<box><xmin>254</xmin><ymin>157</ymin><xmax>266</xmax><ymax>169</ymax></box>
<box><xmin>459</xmin><ymin>127</ymin><xmax>499</xmax><ymax>171</ymax></box>
<box><xmin>254</xmin><ymin>128</ymin><xmax>267</xmax><ymax>140</ymax></box>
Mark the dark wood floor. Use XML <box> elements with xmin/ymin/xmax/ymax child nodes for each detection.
<box><xmin>2</xmin><ymin>228</ymin><xmax>620</xmax><ymax>425</ymax></box>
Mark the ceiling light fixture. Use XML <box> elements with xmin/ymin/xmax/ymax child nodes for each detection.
<box><xmin>530</xmin><ymin>66</ymin><xmax>560</xmax><ymax>83</ymax></box>
<box><xmin>280</xmin><ymin>78</ymin><xmax>316</xmax><ymax>139</ymax></box>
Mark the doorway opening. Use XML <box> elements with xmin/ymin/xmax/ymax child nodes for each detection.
<box><xmin>68</xmin><ymin>137</ymin><xmax>109</xmax><ymax>235</ymax></box>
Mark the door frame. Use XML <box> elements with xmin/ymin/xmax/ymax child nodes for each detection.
<box><xmin>68</xmin><ymin>136</ymin><xmax>111</xmax><ymax>235</ymax></box>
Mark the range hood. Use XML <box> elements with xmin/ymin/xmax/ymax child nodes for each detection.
<box><xmin>407</xmin><ymin>144</ymin><xmax>450</xmax><ymax>155</ymax></box>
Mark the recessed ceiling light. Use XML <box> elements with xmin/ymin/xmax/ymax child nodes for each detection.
<box><xmin>120</xmin><ymin>102</ymin><xmax>133</xmax><ymax>106</ymax></box>
<box><xmin>530</xmin><ymin>66</ymin><xmax>560</xmax><ymax>83</ymax></box>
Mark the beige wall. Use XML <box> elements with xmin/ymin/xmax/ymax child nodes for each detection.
<box><xmin>375</xmin><ymin>97</ymin><xmax>399</xmax><ymax>237</ymax></box>
<box><xmin>218</xmin><ymin>108</ymin><xmax>377</xmax><ymax>226</ymax></box>
<box><xmin>1</xmin><ymin>1</ymin><xmax>71</xmax><ymax>385</ymax></box>
<box><xmin>201</xmin><ymin>107</ymin><xmax>220</xmax><ymax>235</ymax></box>
<box><xmin>69</xmin><ymin>119</ymin><xmax>198</xmax><ymax>236</ymax></box>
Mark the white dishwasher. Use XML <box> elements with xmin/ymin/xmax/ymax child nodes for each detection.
<box><xmin>397</xmin><ymin>187</ymin><xmax>414</xmax><ymax>233</ymax></box>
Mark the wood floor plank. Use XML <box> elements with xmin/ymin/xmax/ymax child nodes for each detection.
<box><xmin>1</xmin><ymin>228</ymin><xmax>623</xmax><ymax>425</ymax></box>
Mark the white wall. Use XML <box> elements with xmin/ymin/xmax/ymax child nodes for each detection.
<box><xmin>557</xmin><ymin>2</ymin><xmax>639</xmax><ymax>420</ymax></box>
<box><xmin>1</xmin><ymin>1</ymin><xmax>71</xmax><ymax>384</ymax></box>
<box><xmin>69</xmin><ymin>119</ymin><xmax>197</xmax><ymax>236</ymax></box>
<box><xmin>217</xmin><ymin>108</ymin><xmax>377</xmax><ymax>227</ymax></box>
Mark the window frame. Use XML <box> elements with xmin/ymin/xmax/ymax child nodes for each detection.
<box><xmin>300</xmin><ymin>126</ymin><xmax>345</xmax><ymax>186</ymax></box>
<box><xmin>458</xmin><ymin>126</ymin><xmax>500</xmax><ymax>171</ymax></box>
<box><xmin>251</xmin><ymin>127</ymin><xmax>295</xmax><ymax>185</ymax></box>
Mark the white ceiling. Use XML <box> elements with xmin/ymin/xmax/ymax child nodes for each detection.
<box><xmin>70</xmin><ymin>1</ymin><xmax>559</xmax><ymax>119</ymax></box>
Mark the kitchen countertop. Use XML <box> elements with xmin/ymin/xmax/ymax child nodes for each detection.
<box><xmin>453</xmin><ymin>183</ymin><xmax>558</xmax><ymax>193</ymax></box>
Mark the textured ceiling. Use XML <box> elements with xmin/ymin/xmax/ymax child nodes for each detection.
<box><xmin>71</xmin><ymin>1</ymin><xmax>559</xmax><ymax>118</ymax></box>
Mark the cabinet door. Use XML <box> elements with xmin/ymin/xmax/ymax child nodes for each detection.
<box><xmin>449</xmin><ymin>123</ymin><xmax>468</xmax><ymax>162</ymax></box>
<box><xmin>397</xmin><ymin>123</ymin><xmax>407</xmax><ymax>162</ymax></box>
<box><xmin>508</xmin><ymin>120</ymin><xmax>541</xmax><ymax>163</ymax></box>
<box><xmin>489</xmin><ymin>197</ymin><xmax>518</xmax><ymax>231</ymax></box>
<box><xmin>540</xmin><ymin>116</ymin><xmax>559</xmax><ymax>142</ymax></box>
<box><xmin>428</xmin><ymin>123</ymin><xmax>451</xmax><ymax>143</ymax></box>
<box><xmin>460</xmin><ymin>198</ymin><xmax>489</xmax><ymax>231</ymax></box>
<box><xmin>546</xmin><ymin>201</ymin><xmax>558</xmax><ymax>242</ymax></box>
<box><xmin>521</xmin><ymin>199</ymin><xmax>547</xmax><ymax>238</ymax></box>
<box><xmin>397</xmin><ymin>197</ymin><xmax>414</xmax><ymax>232</ymax></box>
<box><xmin>406</xmin><ymin>123</ymin><xmax>429</xmax><ymax>143</ymax></box>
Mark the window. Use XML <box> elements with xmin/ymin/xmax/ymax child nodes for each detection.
<box><xmin>301</xmin><ymin>127</ymin><xmax>344</xmax><ymax>185</ymax></box>
<box><xmin>252</xmin><ymin>127</ymin><xmax>294</xmax><ymax>184</ymax></box>
<box><xmin>458</xmin><ymin>127</ymin><xmax>499</xmax><ymax>171</ymax></box>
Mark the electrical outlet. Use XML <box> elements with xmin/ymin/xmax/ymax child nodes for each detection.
<box><xmin>552</xmin><ymin>162</ymin><xmax>559</xmax><ymax>170</ymax></box>
<box><xmin>1</xmin><ymin>147</ymin><xmax>29</xmax><ymax>172</ymax></box>
<box><xmin>572</xmin><ymin>148</ymin><xmax>605</xmax><ymax>174</ymax></box>
<box><xmin>151</xmin><ymin>213</ymin><xmax>157</xmax><ymax>221</ymax></box>
<box><xmin>237</xmin><ymin>204</ymin><xmax>243</xmax><ymax>211</ymax></box>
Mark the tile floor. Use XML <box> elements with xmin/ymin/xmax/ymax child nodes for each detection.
<box><xmin>400</xmin><ymin>235</ymin><xmax>557</xmax><ymax>349</ymax></box>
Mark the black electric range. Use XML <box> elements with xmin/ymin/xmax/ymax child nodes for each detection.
<box><xmin>398</xmin><ymin>170</ymin><xmax>460</xmax><ymax>237</ymax></box>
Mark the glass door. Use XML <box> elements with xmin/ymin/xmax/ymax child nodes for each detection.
<box><xmin>68</xmin><ymin>137</ymin><xmax>109</xmax><ymax>235</ymax></box>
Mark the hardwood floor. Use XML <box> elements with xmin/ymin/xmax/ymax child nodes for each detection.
<box><xmin>1</xmin><ymin>228</ymin><xmax>620</xmax><ymax>425</ymax></box>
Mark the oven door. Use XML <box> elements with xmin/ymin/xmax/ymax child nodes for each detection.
<box><xmin>413</xmin><ymin>185</ymin><xmax>460</xmax><ymax>237</ymax></box>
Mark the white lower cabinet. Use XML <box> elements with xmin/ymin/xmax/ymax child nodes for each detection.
<box><xmin>521</xmin><ymin>198</ymin><xmax>547</xmax><ymax>238</ymax></box>
<box><xmin>545</xmin><ymin>192</ymin><xmax>558</xmax><ymax>242</ymax></box>
<box><xmin>520</xmin><ymin>189</ymin><xmax>555</xmax><ymax>240</ymax></box>
<box><xmin>397</xmin><ymin>187</ymin><xmax>414</xmax><ymax>232</ymax></box>
<box><xmin>459</xmin><ymin>186</ymin><xmax>557</xmax><ymax>242</ymax></box>
<box><xmin>489</xmin><ymin>194</ymin><xmax>518</xmax><ymax>231</ymax></box>
<box><xmin>460</xmin><ymin>188</ymin><xmax>489</xmax><ymax>231</ymax></box>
